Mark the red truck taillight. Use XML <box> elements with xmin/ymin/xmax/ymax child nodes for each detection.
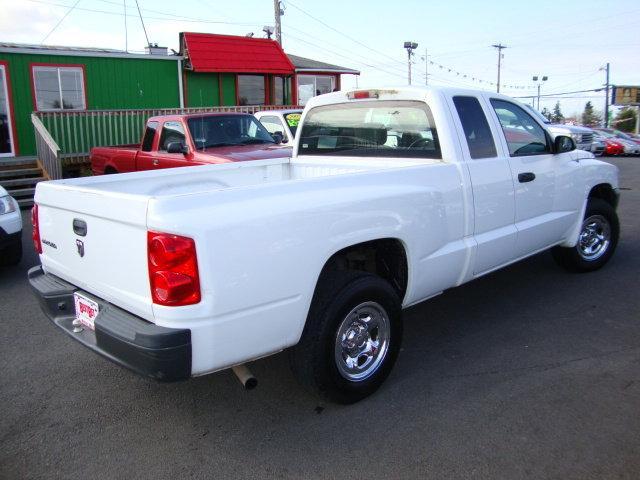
<box><xmin>147</xmin><ymin>231</ymin><xmax>201</xmax><ymax>306</ymax></box>
<box><xmin>31</xmin><ymin>205</ymin><xmax>42</xmax><ymax>254</ymax></box>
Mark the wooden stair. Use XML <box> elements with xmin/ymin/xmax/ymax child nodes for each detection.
<box><xmin>0</xmin><ymin>157</ymin><xmax>46</xmax><ymax>209</ymax></box>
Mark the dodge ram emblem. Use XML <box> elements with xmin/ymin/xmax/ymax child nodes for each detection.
<box><xmin>76</xmin><ymin>239</ymin><xmax>85</xmax><ymax>257</ymax></box>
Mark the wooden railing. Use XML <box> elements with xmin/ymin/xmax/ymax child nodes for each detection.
<box><xmin>34</xmin><ymin>105</ymin><xmax>301</xmax><ymax>161</ymax></box>
<box><xmin>31</xmin><ymin>114</ymin><xmax>62</xmax><ymax>180</ymax></box>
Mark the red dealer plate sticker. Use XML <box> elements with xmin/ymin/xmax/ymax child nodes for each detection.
<box><xmin>73</xmin><ymin>292</ymin><xmax>99</xmax><ymax>331</ymax></box>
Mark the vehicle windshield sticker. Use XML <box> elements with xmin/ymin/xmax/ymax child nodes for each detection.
<box><xmin>285</xmin><ymin>113</ymin><xmax>301</xmax><ymax>128</ymax></box>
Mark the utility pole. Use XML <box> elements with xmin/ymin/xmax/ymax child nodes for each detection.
<box><xmin>123</xmin><ymin>0</ymin><xmax>128</xmax><ymax>52</ymax></box>
<box><xmin>492</xmin><ymin>43</ymin><xmax>507</xmax><ymax>93</ymax></box>
<box><xmin>404</xmin><ymin>42</ymin><xmax>418</xmax><ymax>85</ymax></box>
<box><xmin>603</xmin><ymin>62</ymin><xmax>610</xmax><ymax>127</ymax></box>
<box><xmin>532</xmin><ymin>75</ymin><xmax>548</xmax><ymax>110</ymax></box>
<box><xmin>425</xmin><ymin>48</ymin><xmax>428</xmax><ymax>85</ymax></box>
<box><xmin>273</xmin><ymin>0</ymin><xmax>283</xmax><ymax>45</ymax></box>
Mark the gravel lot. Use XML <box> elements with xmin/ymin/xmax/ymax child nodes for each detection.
<box><xmin>1</xmin><ymin>156</ymin><xmax>639</xmax><ymax>480</ymax></box>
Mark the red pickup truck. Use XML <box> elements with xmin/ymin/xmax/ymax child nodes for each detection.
<box><xmin>90</xmin><ymin>112</ymin><xmax>291</xmax><ymax>175</ymax></box>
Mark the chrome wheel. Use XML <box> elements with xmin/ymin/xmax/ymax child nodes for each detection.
<box><xmin>334</xmin><ymin>301</ymin><xmax>390</xmax><ymax>382</ymax></box>
<box><xmin>578</xmin><ymin>214</ymin><xmax>611</xmax><ymax>261</ymax></box>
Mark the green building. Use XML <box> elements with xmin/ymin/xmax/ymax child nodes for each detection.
<box><xmin>0</xmin><ymin>43</ymin><xmax>182</xmax><ymax>158</ymax></box>
<box><xmin>0</xmin><ymin>34</ymin><xmax>358</xmax><ymax>160</ymax></box>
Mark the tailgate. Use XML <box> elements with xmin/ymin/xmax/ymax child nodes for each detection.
<box><xmin>35</xmin><ymin>182</ymin><xmax>153</xmax><ymax>321</ymax></box>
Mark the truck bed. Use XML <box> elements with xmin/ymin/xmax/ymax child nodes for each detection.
<box><xmin>51</xmin><ymin>156</ymin><xmax>441</xmax><ymax>198</ymax></box>
<box><xmin>90</xmin><ymin>144</ymin><xmax>140</xmax><ymax>174</ymax></box>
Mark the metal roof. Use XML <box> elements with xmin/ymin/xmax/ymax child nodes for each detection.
<box><xmin>0</xmin><ymin>42</ymin><xmax>182</xmax><ymax>61</ymax></box>
<box><xmin>181</xmin><ymin>32</ymin><xmax>295</xmax><ymax>74</ymax></box>
<box><xmin>286</xmin><ymin>54</ymin><xmax>360</xmax><ymax>75</ymax></box>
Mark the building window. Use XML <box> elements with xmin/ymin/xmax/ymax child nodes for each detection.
<box><xmin>237</xmin><ymin>75</ymin><xmax>265</xmax><ymax>106</ymax></box>
<box><xmin>32</xmin><ymin>65</ymin><xmax>86</xmax><ymax>111</ymax></box>
<box><xmin>297</xmin><ymin>74</ymin><xmax>335</xmax><ymax>106</ymax></box>
<box><xmin>272</xmin><ymin>76</ymin><xmax>290</xmax><ymax>105</ymax></box>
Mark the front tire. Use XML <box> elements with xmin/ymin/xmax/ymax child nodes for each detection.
<box><xmin>289</xmin><ymin>271</ymin><xmax>403</xmax><ymax>404</ymax></box>
<box><xmin>552</xmin><ymin>198</ymin><xmax>619</xmax><ymax>272</ymax></box>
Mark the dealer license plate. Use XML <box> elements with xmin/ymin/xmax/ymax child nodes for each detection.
<box><xmin>73</xmin><ymin>292</ymin><xmax>99</xmax><ymax>331</ymax></box>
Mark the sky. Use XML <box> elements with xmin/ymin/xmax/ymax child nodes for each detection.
<box><xmin>1</xmin><ymin>0</ymin><xmax>639</xmax><ymax>118</ymax></box>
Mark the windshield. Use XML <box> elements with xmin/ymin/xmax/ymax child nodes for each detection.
<box><xmin>298</xmin><ymin>100</ymin><xmax>441</xmax><ymax>159</ymax></box>
<box><xmin>284</xmin><ymin>112</ymin><xmax>302</xmax><ymax>136</ymax></box>
<box><xmin>187</xmin><ymin>115</ymin><xmax>275</xmax><ymax>149</ymax></box>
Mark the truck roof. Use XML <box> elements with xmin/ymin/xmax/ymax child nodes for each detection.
<box><xmin>147</xmin><ymin>112</ymin><xmax>252</xmax><ymax>122</ymax></box>
<box><xmin>305</xmin><ymin>85</ymin><xmax>518</xmax><ymax>110</ymax></box>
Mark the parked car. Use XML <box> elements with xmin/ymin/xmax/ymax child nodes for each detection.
<box><xmin>591</xmin><ymin>137</ymin><xmax>606</xmax><ymax>157</ymax></box>
<box><xmin>90</xmin><ymin>113</ymin><xmax>291</xmax><ymax>175</ymax></box>
<box><xmin>593</xmin><ymin>133</ymin><xmax>624</xmax><ymax>156</ymax></box>
<box><xmin>524</xmin><ymin>105</ymin><xmax>594</xmax><ymax>151</ymax></box>
<box><xmin>594</xmin><ymin>129</ymin><xmax>640</xmax><ymax>155</ymax></box>
<box><xmin>254</xmin><ymin>109</ymin><xmax>303</xmax><ymax>144</ymax></box>
<box><xmin>595</xmin><ymin>127</ymin><xmax>640</xmax><ymax>146</ymax></box>
<box><xmin>29</xmin><ymin>86</ymin><xmax>620</xmax><ymax>403</ymax></box>
<box><xmin>0</xmin><ymin>185</ymin><xmax>22</xmax><ymax>266</ymax></box>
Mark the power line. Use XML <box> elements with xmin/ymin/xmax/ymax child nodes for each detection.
<box><xmin>284</xmin><ymin>32</ymin><xmax>407</xmax><ymax>80</ymax></box>
<box><xmin>40</xmin><ymin>0</ymin><xmax>82</xmax><ymax>44</ymax></box>
<box><xmin>515</xmin><ymin>88</ymin><xmax>604</xmax><ymax>99</ymax></box>
<box><xmin>26</xmin><ymin>0</ymin><xmax>268</xmax><ymax>27</ymax></box>
<box><xmin>285</xmin><ymin>0</ymin><xmax>405</xmax><ymax>68</ymax></box>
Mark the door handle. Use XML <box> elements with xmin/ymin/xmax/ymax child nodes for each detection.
<box><xmin>152</xmin><ymin>159</ymin><xmax>159</xmax><ymax>166</ymax></box>
<box><xmin>518</xmin><ymin>172</ymin><xmax>536</xmax><ymax>183</ymax></box>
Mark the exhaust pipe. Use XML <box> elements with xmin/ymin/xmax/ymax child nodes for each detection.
<box><xmin>232</xmin><ymin>364</ymin><xmax>257</xmax><ymax>390</ymax></box>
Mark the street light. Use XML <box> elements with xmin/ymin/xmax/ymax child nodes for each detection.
<box><xmin>404</xmin><ymin>41</ymin><xmax>418</xmax><ymax>85</ymax></box>
<box><xmin>532</xmin><ymin>75</ymin><xmax>548</xmax><ymax>110</ymax></box>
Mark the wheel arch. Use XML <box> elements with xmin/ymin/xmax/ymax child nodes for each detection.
<box><xmin>588</xmin><ymin>183</ymin><xmax>619</xmax><ymax>209</ymax></box>
<box><xmin>314</xmin><ymin>238</ymin><xmax>409</xmax><ymax>304</ymax></box>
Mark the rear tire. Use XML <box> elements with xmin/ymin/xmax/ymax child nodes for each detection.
<box><xmin>289</xmin><ymin>271</ymin><xmax>403</xmax><ymax>404</ymax></box>
<box><xmin>552</xmin><ymin>198</ymin><xmax>619</xmax><ymax>272</ymax></box>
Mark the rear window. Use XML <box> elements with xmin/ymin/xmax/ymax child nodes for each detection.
<box><xmin>298</xmin><ymin>100</ymin><xmax>441</xmax><ymax>159</ymax></box>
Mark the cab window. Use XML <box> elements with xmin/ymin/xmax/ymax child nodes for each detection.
<box><xmin>453</xmin><ymin>96</ymin><xmax>496</xmax><ymax>159</ymax></box>
<box><xmin>490</xmin><ymin>99</ymin><xmax>551</xmax><ymax>156</ymax></box>
<box><xmin>259</xmin><ymin>115</ymin><xmax>286</xmax><ymax>135</ymax></box>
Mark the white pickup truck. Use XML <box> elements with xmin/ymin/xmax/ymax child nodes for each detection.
<box><xmin>29</xmin><ymin>87</ymin><xmax>620</xmax><ymax>403</ymax></box>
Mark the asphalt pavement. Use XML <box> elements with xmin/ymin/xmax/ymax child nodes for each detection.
<box><xmin>1</xmin><ymin>156</ymin><xmax>639</xmax><ymax>480</ymax></box>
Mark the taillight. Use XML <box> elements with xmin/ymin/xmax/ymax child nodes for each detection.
<box><xmin>31</xmin><ymin>205</ymin><xmax>42</xmax><ymax>254</ymax></box>
<box><xmin>147</xmin><ymin>231</ymin><xmax>200</xmax><ymax>306</ymax></box>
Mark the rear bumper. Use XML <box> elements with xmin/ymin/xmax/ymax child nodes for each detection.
<box><xmin>28</xmin><ymin>265</ymin><xmax>191</xmax><ymax>382</ymax></box>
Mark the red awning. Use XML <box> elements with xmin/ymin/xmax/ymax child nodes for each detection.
<box><xmin>181</xmin><ymin>32</ymin><xmax>295</xmax><ymax>75</ymax></box>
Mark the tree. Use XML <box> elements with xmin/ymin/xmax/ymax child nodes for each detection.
<box><xmin>540</xmin><ymin>107</ymin><xmax>552</xmax><ymax>121</ymax></box>
<box><xmin>613</xmin><ymin>107</ymin><xmax>638</xmax><ymax>133</ymax></box>
<box><xmin>551</xmin><ymin>102</ymin><xmax>564</xmax><ymax>123</ymax></box>
<box><xmin>581</xmin><ymin>101</ymin><xmax>602</xmax><ymax>127</ymax></box>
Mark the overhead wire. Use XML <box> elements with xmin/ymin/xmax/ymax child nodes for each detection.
<box><xmin>26</xmin><ymin>0</ymin><xmax>268</xmax><ymax>27</ymax></box>
<box><xmin>40</xmin><ymin>0</ymin><xmax>82</xmax><ymax>44</ymax></box>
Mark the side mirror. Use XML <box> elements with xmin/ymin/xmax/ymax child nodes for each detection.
<box><xmin>271</xmin><ymin>131</ymin><xmax>284</xmax><ymax>145</ymax></box>
<box><xmin>166</xmin><ymin>141</ymin><xmax>189</xmax><ymax>154</ymax></box>
<box><xmin>554</xmin><ymin>135</ymin><xmax>575</xmax><ymax>153</ymax></box>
